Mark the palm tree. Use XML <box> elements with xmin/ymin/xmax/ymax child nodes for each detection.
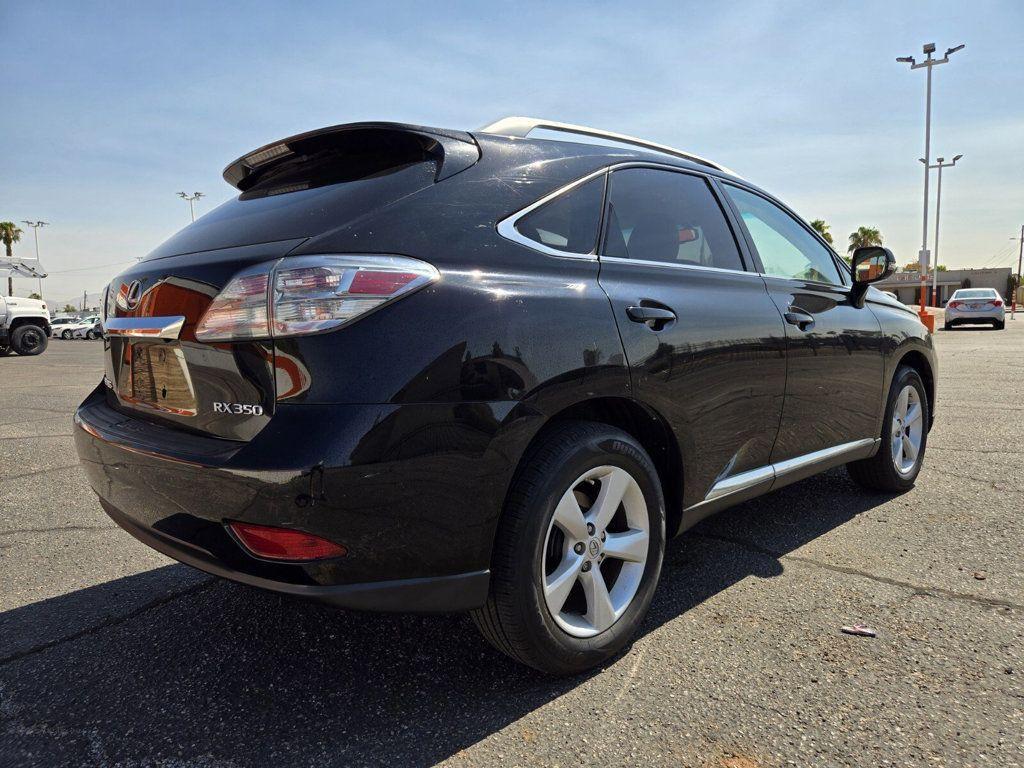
<box><xmin>1</xmin><ymin>221</ymin><xmax>23</xmax><ymax>296</ymax></box>
<box><xmin>848</xmin><ymin>226</ymin><xmax>883</xmax><ymax>254</ymax></box>
<box><xmin>809</xmin><ymin>219</ymin><xmax>834</xmax><ymax>245</ymax></box>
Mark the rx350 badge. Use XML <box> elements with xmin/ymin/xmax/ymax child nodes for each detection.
<box><xmin>213</xmin><ymin>402</ymin><xmax>265</xmax><ymax>416</ymax></box>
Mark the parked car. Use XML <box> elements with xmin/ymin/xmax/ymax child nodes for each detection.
<box><xmin>60</xmin><ymin>315</ymin><xmax>100</xmax><ymax>339</ymax></box>
<box><xmin>0</xmin><ymin>295</ymin><xmax>50</xmax><ymax>356</ymax></box>
<box><xmin>74</xmin><ymin>117</ymin><xmax>937</xmax><ymax>674</ymax></box>
<box><xmin>72</xmin><ymin>320</ymin><xmax>104</xmax><ymax>340</ymax></box>
<box><xmin>49</xmin><ymin>316</ymin><xmax>80</xmax><ymax>337</ymax></box>
<box><xmin>944</xmin><ymin>288</ymin><xmax>1005</xmax><ymax>330</ymax></box>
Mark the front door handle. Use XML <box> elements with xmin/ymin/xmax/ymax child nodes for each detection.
<box><xmin>626</xmin><ymin>303</ymin><xmax>677</xmax><ymax>331</ymax></box>
<box><xmin>784</xmin><ymin>308</ymin><xmax>816</xmax><ymax>331</ymax></box>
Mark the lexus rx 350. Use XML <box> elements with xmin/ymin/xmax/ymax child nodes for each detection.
<box><xmin>75</xmin><ymin>117</ymin><xmax>937</xmax><ymax>674</ymax></box>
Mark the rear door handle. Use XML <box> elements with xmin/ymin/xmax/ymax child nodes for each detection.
<box><xmin>784</xmin><ymin>308</ymin><xmax>815</xmax><ymax>331</ymax></box>
<box><xmin>626</xmin><ymin>304</ymin><xmax>677</xmax><ymax>331</ymax></box>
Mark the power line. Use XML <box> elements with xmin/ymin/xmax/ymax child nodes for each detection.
<box><xmin>45</xmin><ymin>259</ymin><xmax>136</xmax><ymax>275</ymax></box>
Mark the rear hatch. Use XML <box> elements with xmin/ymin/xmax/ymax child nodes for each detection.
<box><xmin>103</xmin><ymin>122</ymin><xmax>478</xmax><ymax>441</ymax></box>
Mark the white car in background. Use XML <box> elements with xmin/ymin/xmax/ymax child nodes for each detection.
<box><xmin>58</xmin><ymin>315</ymin><xmax>101</xmax><ymax>339</ymax></box>
<box><xmin>944</xmin><ymin>288</ymin><xmax>1005</xmax><ymax>330</ymax></box>
<box><xmin>49</xmin><ymin>317</ymin><xmax>79</xmax><ymax>337</ymax></box>
<box><xmin>72</xmin><ymin>319</ymin><xmax>104</xmax><ymax>340</ymax></box>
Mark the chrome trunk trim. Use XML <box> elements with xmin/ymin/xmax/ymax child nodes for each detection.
<box><xmin>103</xmin><ymin>316</ymin><xmax>186</xmax><ymax>340</ymax></box>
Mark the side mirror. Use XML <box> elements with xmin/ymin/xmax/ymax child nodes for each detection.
<box><xmin>851</xmin><ymin>246</ymin><xmax>897</xmax><ymax>284</ymax></box>
<box><xmin>850</xmin><ymin>246</ymin><xmax>897</xmax><ymax>307</ymax></box>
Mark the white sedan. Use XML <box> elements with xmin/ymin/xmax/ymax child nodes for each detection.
<box><xmin>944</xmin><ymin>288</ymin><xmax>1005</xmax><ymax>330</ymax></box>
<box><xmin>58</xmin><ymin>315</ymin><xmax>101</xmax><ymax>339</ymax></box>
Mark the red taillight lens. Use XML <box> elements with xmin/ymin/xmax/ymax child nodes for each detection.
<box><xmin>229</xmin><ymin>521</ymin><xmax>347</xmax><ymax>561</ymax></box>
<box><xmin>195</xmin><ymin>255</ymin><xmax>438</xmax><ymax>342</ymax></box>
<box><xmin>948</xmin><ymin>301</ymin><xmax>961</xmax><ymax>309</ymax></box>
<box><xmin>993</xmin><ymin>299</ymin><xmax>1003</xmax><ymax>307</ymax></box>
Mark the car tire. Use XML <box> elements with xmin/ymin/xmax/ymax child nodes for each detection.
<box><xmin>0</xmin><ymin>344</ymin><xmax>10</xmax><ymax>356</ymax></box>
<box><xmin>994</xmin><ymin>320</ymin><xmax>1005</xmax><ymax>330</ymax></box>
<box><xmin>847</xmin><ymin>365</ymin><xmax>929</xmax><ymax>493</ymax></box>
<box><xmin>86</xmin><ymin>330</ymin><xmax>98</xmax><ymax>340</ymax></box>
<box><xmin>11</xmin><ymin>325</ymin><xmax>48</xmax><ymax>356</ymax></box>
<box><xmin>943</xmin><ymin>322</ymin><xmax>952</xmax><ymax>331</ymax></box>
<box><xmin>472</xmin><ymin>420</ymin><xmax>665</xmax><ymax>675</ymax></box>
<box><xmin>61</xmin><ymin>329</ymin><xmax>72</xmax><ymax>340</ymax></box>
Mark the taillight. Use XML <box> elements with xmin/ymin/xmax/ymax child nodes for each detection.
<box><xmin>228</xmin><ymin>521</ymin><xmax>347</xmax><ymax>561</ymax></box>
<box><xmin>947</xmin><ymin>301</ymin><xmax>961</xmax><ymax>309</ymax></box>
<box><xmin>993</xmin><ymin>299</ymin><xmax>1003</xmax><ymax>307</ymax></box>
<box><xmin>195</xmin><ymin>255</ymin><xmax>437</xmax><ymax>342</ymax></box>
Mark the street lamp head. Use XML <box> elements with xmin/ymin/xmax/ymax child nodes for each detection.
<box><xmin>194</xmin><ymin>192</ymin><xmax>204</xmax><ymax>199</ymax></box>
<box><xmin>936</xmin><ymin>157</ymin><xmax>944</xmax><ymax>164</ymax></box>
<box><xmin>946</xmin><ymin>44</ymin><xmax>965</xmax><ymax>56</ymax></box>
<box><xmin>177</xmin><ymin>191</ymin><xmax>188</xmax><ymax>199</ymax></box>
<box><xmin>896</xmin><ymin>56</ymin><xmax>915</xmax><ymax>64</ymax></box>
<box><xmin>923</xmin><ymin>42</ymin><xmax>937</xmax><ymax>54</ymax></box>
<box><xmin>953</xmin><ymin>154</ymin><xmax>963</xmax><ymax>163</ymax></box>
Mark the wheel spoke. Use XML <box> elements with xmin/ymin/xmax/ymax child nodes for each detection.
<box><xmin>902</xmin><ymin>433</ymin><xmax>918</xmax><ymax>461</ymax></box>
<box><xmin>603</xmin><ymin>529</ymin><xmax>648</xmax><ymax>563</ymax></box>
<box><xmin>588</xmin><ymin>468</ymin><xmax>630</xmax><ymax>530</ymax></box>
<box><xmin>580</xmin><ymin>566</ymin><xmax>615</xmax><ymax>632</ymax></box>
<box><xmin>896</xmin><ymin>387</ymin><xmax>910</xmax><ymax>419</ymax></box>
<box><xmin>905</xmin><ymin>402</ymin><xmax>922</xmax><ymax>426</ymax></box>
<box><xmin>552</xmin><ymin>490</ymin><xmax>588</xmax><ymax>542</ymax></box>
<box><xmin>544</xmin><ymin>554</ymin><xmax>583</xmax><ymax>614</ymax></box>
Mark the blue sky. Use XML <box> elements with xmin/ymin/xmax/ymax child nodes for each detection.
<box><xmin>2</xmin><ymin>0</ymin><xmax>1022</xmax><ymax>306</ymax></box>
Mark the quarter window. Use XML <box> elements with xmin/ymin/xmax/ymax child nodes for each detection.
<box><xmin>723</xmin><ymin>184</ymin><xmax>842</xmax><ymax>285</ymax></box>
<box><xmin>601</xmin><ymin>168</ymin><xmax>745</xmax><ymax>271</ymax></box>
<box><xmin>514</xmin><ymin>175</ymin><xmax>604</xmax><ymax>254</ymax></box>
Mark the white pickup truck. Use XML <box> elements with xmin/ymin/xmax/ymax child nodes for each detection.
<box><xmin>0</xmin><ymin>295</ymin><xmax>51</xmax><ymax>356</ymax></box>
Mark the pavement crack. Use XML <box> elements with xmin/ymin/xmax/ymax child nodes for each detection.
<box><xmin>694</xmin><ymin>532</ymin><xmax>1024</xmax><ymax>612</ymax></box>
<box><xmin>2</xmin><ymin>464</ymin><xmax>80</xmax><ymax>482</ymax></box>
<box><xmin>0</xmin><ymin>433</ymin><xmax>74</xmax><ymax>441</ymax></box>
<box><xmin>0</xmin><ymin>578</ymin><xmax>216</xmax><ymax>667</ymax></box>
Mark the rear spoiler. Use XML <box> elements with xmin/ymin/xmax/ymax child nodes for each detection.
<box><xmin>222</xmin><ymin>121</ymin><xmax>480</xmax><ymax>191</ymax></box>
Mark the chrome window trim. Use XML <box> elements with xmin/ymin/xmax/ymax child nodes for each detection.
<box><xmin>691</xmin><ymin>437</ymin><xmax>878</xmax><ymax>510</ymax></box>
<box><xmin>497</xmin><ymin>161</ymin><xmax>755</xmax><ymax>270</ymax></box>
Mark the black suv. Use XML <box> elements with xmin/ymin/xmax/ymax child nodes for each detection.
<box><xmin>75</xmin><ymin>117</ymin><xmax>936</xmax><ymax>674</ymax></box>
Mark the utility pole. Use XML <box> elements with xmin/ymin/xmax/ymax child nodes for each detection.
<box><xmin>177</xmin><ymin>191</ymin><xmax>204</xmax><ymax>223</ymax></box>
<box><xmin>897</xmin><ymin>42</ymin><xmax>965</xmax><ymax>329</ymax></box>
<box><xmin>21</xmin><ymin>220</ymin><xmax>49</xmax><ymax>299</ymax></box>
<box><xmin>918</xmin><ymin>156</ymin><xmax>962</xmax><ymax>306</ymax></box>
<box><xmin>1013</xmin><ymin>224</ymin><xmax>1024</xmax><ymax>320</ymax></box>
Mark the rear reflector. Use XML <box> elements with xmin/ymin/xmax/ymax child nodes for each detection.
<box><xmin>229</xmin><ymin>521</ymin><xmax>347</xmax><ymax>561</ymax></box>
<box><xmin>195</xmin><ymin>255</ymin><xmax>438</xmax><ymax>342</ymax></box>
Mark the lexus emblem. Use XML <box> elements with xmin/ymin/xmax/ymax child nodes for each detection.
<box><xmin>588</xmin><ymin>539</ymin><xmax>601</xmax><ymax>557</ymax></box>
<box><xmin>125</xmin><ymin>280</ymin><xmax>143</xmax><ymax>310</ymax></box>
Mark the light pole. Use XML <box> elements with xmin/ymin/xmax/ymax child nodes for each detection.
<box><xmin>897</xmin><ymin>42</ymin><xmax>965</xmax><ymax>326</ymax></box>
<box><xmin>1013</xmin><ymin>225</ymin><xmax>1024</xmax><ymax>320</ymax></box>
<box><xmin>21</xmin><ymin>220</ymin><xmax>49</xmax><ymax>299</ymax></box>
<box><xmin>918</xmin><ymin>154</ymin><xmax>962</xmax><ymax>306</ymax></box>
<box><xmin>177</xmin><ymin>191</ymin><xmax>204</xmax><ymax>222</ymax></box>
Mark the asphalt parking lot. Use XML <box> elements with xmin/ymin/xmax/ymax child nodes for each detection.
<box><xmin>1</xmin><ymin>324</ymin><xmax>1022</xmax><ymax>768</ymax></box>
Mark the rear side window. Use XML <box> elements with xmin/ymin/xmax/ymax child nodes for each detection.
<box><xmin>601</xmin><ymin>168</ymin><xmax>745</xmax><ymax>271</ymax></box>
<box><xmin>724</xmin><ymin>184</ymin><xmax>843</xmax><ymax>285</ymax></box>
<box><xmin>514</xmin><ymin>176</ymin><xmax>605</xmax><ymax>254</ymax></box>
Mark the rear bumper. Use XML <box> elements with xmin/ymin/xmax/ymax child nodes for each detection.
<box><xmin>945</xmin><ymin>312</ymin><xmax>1004</xmax><ymax>325</ymax></box>
<box><xmin>74</xmin><ymin>385</ymin><xmax>534</xmax><ymax>612</ymax></box>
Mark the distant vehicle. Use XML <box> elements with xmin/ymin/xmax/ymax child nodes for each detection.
<box><xmin>49</xmin><ymin>317</ymin><xmax>79</xmax><ymax>337</ymax></box>
<box><xmin>0</xmin><ymin>295</ymin><xmax>50</xmax><ymax>356</ymax></box>
<box><xmin>60</xmin><ymin>315</ymin><xmax>101</xmax><ymax>340</ymax></box>
<box><xmin>944</xmin><ymin>288</ymin><xmax>1005</xmax><ymax>330</ymax></box>
<box><xmin>72</xmin><ymin>320</ymin><xmax>104</xmax><ymax>340</ymax></box>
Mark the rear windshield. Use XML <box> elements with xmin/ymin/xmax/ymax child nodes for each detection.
<box><xmin>953</xmin><ymin>289</ymin><xmax>998</xmax><ymax>299</ymax></box>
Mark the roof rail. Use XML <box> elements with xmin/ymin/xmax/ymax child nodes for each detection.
<box><xmin>477</xmin><ymin>116</ymin><xmax>735</xmax><ymax>176</ymax></box>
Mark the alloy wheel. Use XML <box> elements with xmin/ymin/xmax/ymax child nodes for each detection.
<box><xmin>891</xmin><ymin>384</ymin><xmax>923</xmax><ymax>475</ymax></box>
<box><xmin>541</xmin><ymin>465</ymin><xmax>649</xmax><ymax>638</ymax></box>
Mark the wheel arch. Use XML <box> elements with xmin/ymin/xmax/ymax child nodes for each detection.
<box><xmin>9</xmin><ymin>316</ymin><xmax>50</xmax><ymax>336</ymax></box>
<box><xmin>893</xmin><ymin>348</ymin><xmax>935</xmax><ymax>430</ymax></box>
<box><xmin>506</xmin><ymin>396</ymin><xmax>685</xmax><ymax>539</ymax></box>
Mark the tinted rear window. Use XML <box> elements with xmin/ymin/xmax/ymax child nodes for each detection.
<box><xmin>953</xmin><ymin>289</ymin><xmax>997</xmax><ymax>299</ymax></box>
<box><xmin>514</xmin><ymin>176</ymin><xmax>604</xmax><ymax>254</ymax></box>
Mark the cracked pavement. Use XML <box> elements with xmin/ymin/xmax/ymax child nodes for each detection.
<box><xmin>1</xmin><ymin>325</ymin><xmax>1022</xmax><ymax>767</ymax></box>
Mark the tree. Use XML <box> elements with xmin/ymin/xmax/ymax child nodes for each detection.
<box><xmin>1</xmin><ymin>221</ymin><xmax>23</xmax><ymax>296</ymax></box>
<box><xmin>809</xmin><ymin>219</ymin><xmax>834</xmax><ymax>245</ymax></box>
<box><xmin>848</xmin><ymin>226</ymin><xmax>883</xmax><ymax>254</ymax></box>
<box><xmin>936</xmin><ymin>264</ymin><xmax>948</xmax><ymax>272</ymax></box>
<box><xmin>62</xmin><ymin>304</ymin><xmax>76</xmax><ymax>313</ymax></box>
<box><xmin>28</xmin><ymin>292</ymin><xmax>41</xmax><ymax>300</ymax></box>
<box><xmin>903</xmin><ymin>262</ymin><xmax>920</xmax><ymax>272</ymax></box>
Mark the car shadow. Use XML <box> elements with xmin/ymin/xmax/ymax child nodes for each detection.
<box><xmin>0</xmin><ymin>467</ymin><xmax>891</xmax><ymax>767</ymax></box>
